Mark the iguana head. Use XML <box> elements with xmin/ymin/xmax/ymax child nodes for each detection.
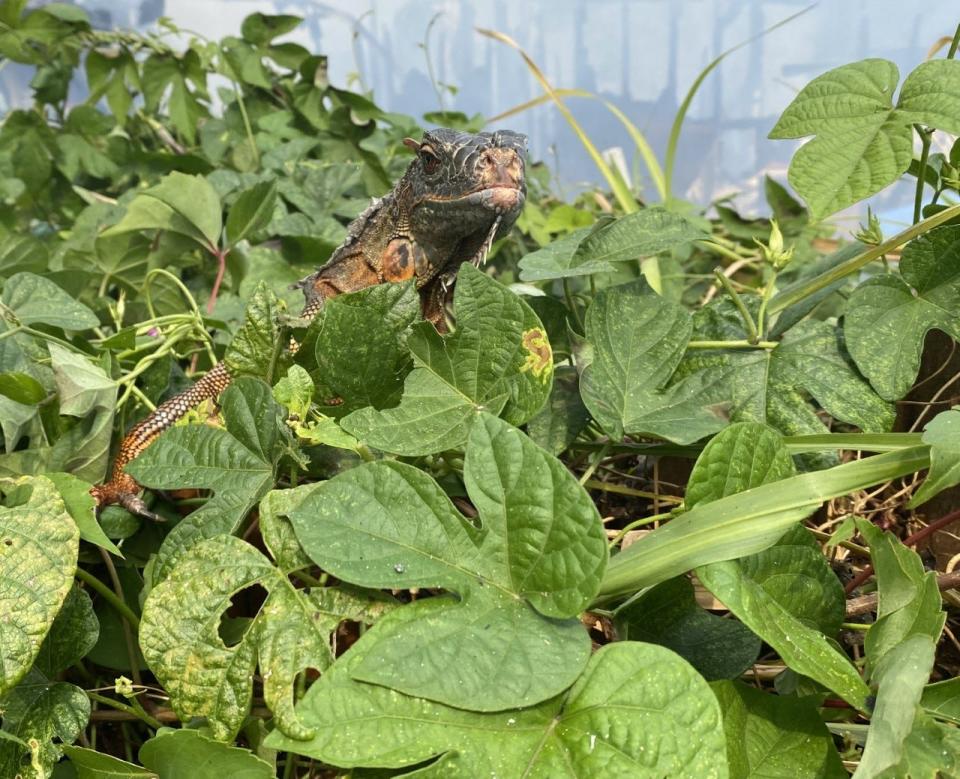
<box><xmin>399</xmin><ymin>128</ymin><xmax>527</xmax><ymax>267</ymax></box>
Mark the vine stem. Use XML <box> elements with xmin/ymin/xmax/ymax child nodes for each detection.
<box><xmin>687</xmin><ymin>339</ymin><xmax>778</xmax><ymax>350</ymax></box>
<box><xmin>912</xmin><ymin>126</ymin><xmax>933</xmax><ymax>224</ymax></box>
<box><xmin>86</xmin><ymin>692</ymin><xmax>162</xmax><ymax>730</ymax></box>
<box><xmin>948</xmin><ymin>22</ymin><xmax>960</xmax><ymax>59</ymax></box>
<box><xmin>75</xmin><ymin>566</ymin><xmax>141</xmax><ymax>630</ymax></box>
<box><xmin>713</xmin><ymin>268</ymin><xmax>759</xmax><ymax>343</ymax></box>
<box><xmin>769</xmin><ymin>202</ymin><xmax>960</xmax><ymax>314</ymax></box>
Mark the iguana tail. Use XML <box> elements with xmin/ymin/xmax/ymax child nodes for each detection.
<box><xmin>90</xmin><ymin>362</ymin><xmax>233</xmax><ymax>516</ymax></box>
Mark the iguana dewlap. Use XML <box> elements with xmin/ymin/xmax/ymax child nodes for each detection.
<box><xmin>91</xmin><ymin>128</ymin><xmax>527</xmax><ymax>516</ymax></box>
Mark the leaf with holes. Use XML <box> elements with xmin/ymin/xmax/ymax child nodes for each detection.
<box><xmin>266</xmin><ymin>631</ymin><xmax>728</xmax><ymax>778</ymax></box>
<box><xmin>284</xmin><ymin>413</ymin><xmax>606</xmax><ymax>711</ymax></box>
<box><xmin>127</xmin><ymin>377</ymin><xmax>295</xmax><ymax>583</ymax></box>
<box><xmin>769</xmin><ymin>59</ymin><xmax>960</xmax><ymax>219</ymax></box>
<box><xmin>845</xmin><ymin>226</ymin><xmax>960</xmax><ymax>401</ymax></box>
<box><xmin>140</xmin><ymin>534</ymin><xmax>343</xmax><ymax>740</ymax></box>
<box><xmin>0</xmin><ymin>476</ymin><xmax>78</xmax><ymax>696</ymax></box>
<box><xmin>0</xmin><ymin>669</ymin><xmax>90</xmax><ymax>775</ymax></box>
<box><xmin>342</xmin><ymin>264</ymin><xmax>553</xmax><ymax>455</ymax></box>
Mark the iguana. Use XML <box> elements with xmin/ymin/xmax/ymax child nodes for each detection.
<box><xmin>91</xmin><ymin>128</ymin><xmax>527</xmax><ymax>515</ymax></box>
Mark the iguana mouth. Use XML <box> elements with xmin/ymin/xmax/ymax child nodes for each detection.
<box><xmin>425</xmin><ymin>184</ymin><xmax>525</xmax><ymax>214</ymax></box>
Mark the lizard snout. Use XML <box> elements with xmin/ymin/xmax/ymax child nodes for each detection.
<box><xmin>478</xmin><ymin>147</ymin><xmax>524</xmax><ymax>190</ymax></box>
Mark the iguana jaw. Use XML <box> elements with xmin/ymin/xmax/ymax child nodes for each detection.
<box><xmin>425</xmin><ymin>184</ymin><xmax>525</xmax><ymax>215</ymax></box>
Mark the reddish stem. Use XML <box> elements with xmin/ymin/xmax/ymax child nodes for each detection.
<box><xmin>844</xmin><ymin>507</ymin><xmax>960</xmax><ymax>594</ymax></box>
<box><xmin>206</xmin><ymin>247</ymin><xmax>228</xmax><ymax>315</ymax></box>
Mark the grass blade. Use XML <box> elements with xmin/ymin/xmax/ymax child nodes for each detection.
<box><xmin>663</xmin><ymin>5</ymin><xmax>813</xmax><ymax>199</ymax></box>
<box><xmin>595</xmin><ymin>446</ymin><xmax>930</xmax><ymax>601</ymax></box>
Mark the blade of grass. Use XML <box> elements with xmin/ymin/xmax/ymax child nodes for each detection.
<box><xmin>595</xmin><ymin>445</ymin><xmax>930</xmax><ymax>601</ymax></box>
<box><xmin>663</xmin><ymin>5</ymin><xmax>814</xmax><ymax>199</ymax></box>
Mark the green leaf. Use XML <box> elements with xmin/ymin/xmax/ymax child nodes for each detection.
<box><xmin>519</xmin><ymin>207</ymin><xmax>707</xmax><ymax>281</ymax></box>
<box><xmin>35</xmin><ymin>585</ymin><xmax>98</xmax><ymax>677</ymax></box>
<box><xmin>285</xmin><ymin>413</ymin><xmax>606</xmax><ymax>711</ymax></box>
<box><xmin>683</xmin><ymin>420</ymin><xmax>793</xmax><ymax>501</ymax></box>
<box><xmin>62</xmin><ymin>745</ymin><xmax>156</xmax><ymax>777</ymax></box>
<box><xmin>845</xmin><ymin>226</ymin><xmax>960</xmax><ymax>401</ymax></box>
<box><xmin>910</xmin><ymin>407</ymin><xmax>960</xmax><ymax>507</ymax></box>
<box><xmin>0</xmin><ymin>670</ymin><xmax>89</xmax><ymax>776</ymax></box>
<box><xmin>1</xmin><ymin>272</ymin><xmax>98</xmax><ymax>330</ymax></box>
<box><xmin>225</xmin><ymin>180</ymin><xmax>278</xmax><ymax>247</ymax></box>
<box><xmin>0</xmin><ymin>476</ymin><xmax>79</xmax><ymax>696</ymax></box>
<box><xmin>127</xmin><ymin>378</ymin><xmax>290</xmax><ymax>583</ymax></box>
<box><xmin>526</xmin><ymin>365</ymin><xmax>591</xmax><ymax>455</ymax></box>
<box><xmin>615</xmin><ymin>576</ymin><xmax>760</xmax><ymax>681</ymax></box>
<box><xmin>856</xmin><ymin>635</ymin><xmax>937</xmax><ymax>779</ymax></box>
<box><xmin>240</xmin><ymin>13</ymin><xmax>303</xmax><ymax>45</ymax></box>
<box><xmin>580</xmin><ymin>279</ymin><xmax>725</xmax><ymax>443</ymax></box>
<box><xmin>302</xmin><ymin>281</ymin><xmax>419</xmax><ymax>414</ymax></box>
<box><xmin>45</xmin><ymin>472</ymin><xmax>123</xmax><ymax>556</ymax></box>
<box><xmin>876</xmin><ymin>709</ymin><xmax>960</xmax><ymax>779</ymax></box>
<box><xmin>267</xmin><ymin>635</ymin><xmax>728</xmax><ymax>778</ymax></box>
<box><xmin>342</xmin><ymin>264</ymin><xmax>553</xmax><ymax>455</ymax></box>
<box><xmin>858</xmin><ymin>521</ymin><xmax>945</xmax><ymax>674</ymax></box>
<box><xmin>921</xmin><ymin>677</ymin><xmax>960</xmax><ymax>723</ymax></box>
<box><xmin>769</xmin><ymin>59</ymin><xmax>960</xmax><ymax>219</ymax></box>
<box><xmin>682</xmin><ymin>301</ymin><xmax>893</xmax><ymax>444</ymax></box>
<box><xmin>47</xmin><ymin>344</ymin><xmax>117</xmax><ymax>482</ymax></box>
<box><xmin>698</xmin><ymin>556</ymin><xmax>867</xmax><ymax>709</ymax></box>
<box><xmin>139</xmin><ymin>535</ymin><xmax>361</xmax><ymax>740</ymax></box>
<box><xmin>686</xmin><ymin>423</ymin><xmax>860</xmax><ymax>706</ymax></box>
<box><xmin>712</xmin><ymin>680</ymin><xmax>846</xmax><ymax>778</ymax></box>
<box><xmin>102</xmin><ymin>172</ymin><xmax>221</xmax><ymax>250</ymax></box>
<box><xmin>138</xmin><ymin>728</ymin><xmax>272</xmax><ymax>778</ymax></box>
<box><xmin>224</xmin><ymin>282</ymin><xmax>286</xmax><ymax>380</ymax></box>
<box><xmin>0</xmin><ymin>371</ymin><xmax>45</xmax><ymax>405</ymax></box>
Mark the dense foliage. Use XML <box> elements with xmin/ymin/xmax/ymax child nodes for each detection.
<box><xmin>1</xmin><ymin>4</ymin><xmax>960</xmax><ymax>777</ymax></box>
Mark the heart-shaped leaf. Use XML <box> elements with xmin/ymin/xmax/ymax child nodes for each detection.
<box><xmin>285</xmin><ymin>413</ymin><xmax>606</xmax><ymax>710</ymax></box>
<box><xmin>265</xmin><ymin>626</ymin><xmax>728</xmax><ymax>778</ymax></box>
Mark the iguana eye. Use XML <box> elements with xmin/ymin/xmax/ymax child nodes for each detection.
<box><xmin>419</xmin><ymin>145</ymin><xmax>441</xmax><ymax>174</ymax></box>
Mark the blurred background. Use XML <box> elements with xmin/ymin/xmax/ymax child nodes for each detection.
<box><xmin>3</xmin><ymin>0</ymin><xmax>957</xmax><ymax>230</ymax></box>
